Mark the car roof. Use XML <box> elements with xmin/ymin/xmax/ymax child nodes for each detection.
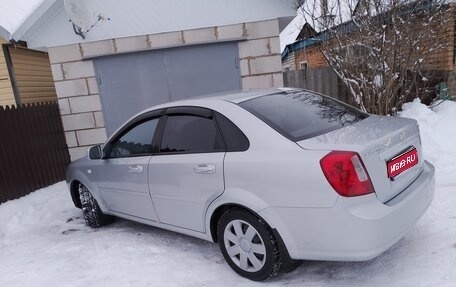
<box><xmin>196</xmin><ymin>88</ymin><xmax>295</xmax><ymax>103</ymax></box>
<box><xmin>143</xmin><ymin>88</ymin><xmax>299</xmax><ymax>112</ymax></box>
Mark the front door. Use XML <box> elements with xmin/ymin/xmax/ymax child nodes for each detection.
<box><xmin>98</xmin><ymin>117</ymin><xmax>160</xmax><ymax>221</ymax></box>
<box><xmin>149</xmin><ymin>108</ymin><xmax>225</xmax><ymax>232</ymax></box>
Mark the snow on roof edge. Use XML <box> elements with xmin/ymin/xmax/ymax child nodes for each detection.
<box><xmin>11</xmin><ymin>0</ymin><xmax>59</xmax><ymax>42</ymax></box>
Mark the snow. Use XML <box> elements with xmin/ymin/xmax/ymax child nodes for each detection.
<box><xmin>400</xmin><ymin>99</ymin><xmax>456</xmax><ymax>186</ymax></box>
<box><xmin>373</xmin><ymin>74</ymin><xmax>383</xmax><ymax>88</ymax></box>
<box><xmin>1</xmin><ymin>100</ymin><xmax>456</xmax><ymax>286</ymax></box>
<box><xmin>280</xmin><ymin>13</ymin><xmax>305</xmax><ymax>52</ymax></box>
<box><xmin>0</xmin><ymin>0</ymin><xmax>45</xmax><ymax>39</ymax></box>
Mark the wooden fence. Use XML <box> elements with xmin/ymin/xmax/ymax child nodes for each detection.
<box><xmin>0</xmin><ymin>102</ymin><xmax>70</xmax><ymax>204</ymax></box>
<box><xmin>283</xmin><ymin>67</ymin><xmax>351</xmax><ymax>103</ymax></box>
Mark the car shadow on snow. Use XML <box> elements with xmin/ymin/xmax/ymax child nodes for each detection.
<box><xmin>61</xmin><ymin>213</ymin><xmax>428</xmax><ymax>285</ymax></box>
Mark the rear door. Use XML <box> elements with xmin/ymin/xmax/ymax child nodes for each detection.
<box><xmin>148</xmin><ymin>107</ymin><xmax>225</xmax><ymax>232</ymax></box>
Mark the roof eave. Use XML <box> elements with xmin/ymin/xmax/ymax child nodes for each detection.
<box><xmin>0</xmin><ymin>26</ymin><xmax>11</xmax><ymax>41</ymax></box>
<box><xmin>10</xmin><ymin>0</ymin><xmax>60</xmax><ymax>42</ymax></box>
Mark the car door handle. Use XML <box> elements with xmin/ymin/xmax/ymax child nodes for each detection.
<box><xmin>193</xmin><ymin>164</ymin><xmax>216</xmax><ymax>174</ymax></box>
<box><xmin>128</xmin><ymin>165</ymin><xmax>144</xmax><ymax>173</ymax></box>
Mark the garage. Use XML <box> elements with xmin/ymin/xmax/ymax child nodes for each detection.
<box><xmin>94</xmin><ymin>42</ymin><xmax>241</xmax><ymax>134</ymax></box>
<box><xmin>11</xmin><ymin>0</ymin><xmax>295</xmax><ymax>160</ymax></box>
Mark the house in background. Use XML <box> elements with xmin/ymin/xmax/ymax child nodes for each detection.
<box><xmin>281</xmin><ymin>2</ymin><xmax>456</xmax><ymax>98</ymax></box>
<box><xmin>0</xmin><ymin>37</ymin><xmax>56</xmax><ymax>107</ymax></box>
<box><xmin>0</xmin><ymin>0</ymin><xmax>296</xmax><ymax>160</ymax></box>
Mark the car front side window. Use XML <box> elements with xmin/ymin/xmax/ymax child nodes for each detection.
<box><xmin>108</xmin><ymin>118</ymin><xmax>159</xmax><ymax>158</ymax></box>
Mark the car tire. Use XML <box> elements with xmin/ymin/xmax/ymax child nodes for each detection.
<box><xmin>217</xmin><ymin>208</ymin><xmax>282</xmax><ymax>281</ymax></box>
<box><xmin>78</xmin><ymin>183</ymin><xmax>114</xmax><ymax>228</ymax></box>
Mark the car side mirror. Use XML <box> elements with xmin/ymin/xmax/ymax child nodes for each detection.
<box><xmin>88</xmin><ymin>145</ymin><xmax>104</xmax><ymax>160</ymax></box>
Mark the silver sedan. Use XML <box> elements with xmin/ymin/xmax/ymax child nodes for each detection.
<box><xmin>66</xmin><ymin>89</ymin><xmax>435</xmax><ymax>281</ymax></box>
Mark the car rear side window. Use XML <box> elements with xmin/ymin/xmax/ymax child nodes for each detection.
<box><xmin>239</xmin><ymin>91</ymin><xmax>368</xmax><ymax>141</ymax></box>
<box><xmin>160</xmin><ymin>115</ymin><xmax>224</xmax><ymax>154</ymax></box>
<box><xmin>214</xmin><ymin>112</ymin><xmax>249</xmax><ymax>152</ymax></box>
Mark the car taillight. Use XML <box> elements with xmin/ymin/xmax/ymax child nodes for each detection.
<box><xmin>320</xmin><ymin>151</ymin><xmax>374</xmax><ymax>197</ymax></box>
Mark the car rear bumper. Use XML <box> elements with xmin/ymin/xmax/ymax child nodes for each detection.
<box><xmin>259</xmin><ymin>160</ymin><xmax>435</xmax><ymax>261</ymax></box>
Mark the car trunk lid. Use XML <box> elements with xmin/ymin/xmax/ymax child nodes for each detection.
<box><xmin>297</xmin><ymin>116</ymin><xmax>424</xmax><ymax>203</ymax></box>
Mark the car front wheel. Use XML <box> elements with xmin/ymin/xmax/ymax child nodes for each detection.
<box><xmin>78</xmin><ymin>183</ymin><xmax>114</xmax><ymax>228</ymax></box>
<box><xmin>217</xmin><ymin>208</ymin><xmax>282</xmax><ymax>281</ymax></box>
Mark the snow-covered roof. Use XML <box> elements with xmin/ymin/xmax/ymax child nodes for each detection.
<box><xmin>279</xmin><ymin>0</ymin><xmax>353</xmax><ymax>53</ymax></box>
<box><xmin>0</xmin><ymin>0</ymin><xmax>58</xmax><ymax>40</ymax></box>
<box><xmin>0</xmin><ymin>0</ymin><xmax>296</xmax><ymax>48</ymax></box>
<box><xmin>279</xmin><ymin>13</ymin><xmax>306</xmax><ymax>52</ymax></box>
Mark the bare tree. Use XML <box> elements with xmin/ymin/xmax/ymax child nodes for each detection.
<box><xmin>295</xmin><ymin>0</ymin><xmax>451</xmax><ymax>115</ymax></box>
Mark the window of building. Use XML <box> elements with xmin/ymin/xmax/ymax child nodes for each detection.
<box><xmin>299</xmin><ymin>61</ymin><xmax>308</xmax><ymax>71</ymax></box>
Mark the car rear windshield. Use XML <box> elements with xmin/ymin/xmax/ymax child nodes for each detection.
<box><xmin>239</xmin><ymin>91</ymin><xmax>368</xmax><ymax>141</ymax></box>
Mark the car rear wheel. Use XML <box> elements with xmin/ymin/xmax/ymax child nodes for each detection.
<box><xmin>78</xmin><ymin>183</ymin><xmax>114</xmax><ymax>228</ymax></box>
<box><xmin>217</xmin><ymin>208</ymin><xmax>281</xmax><ymax>281</ymax></box>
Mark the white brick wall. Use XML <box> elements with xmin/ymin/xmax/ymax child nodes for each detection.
<box><xmin>48</xmin><ymin>44</ymin><xmax>82</xmax><ymax>64</ymax></box>
<box><xmin>69</xmin><ymin>95</ymin><xmax>102</xmax><ymax>113</ymax></box>
<box><xmin>238</xmin><ymin>39</ymin><xmax>270</xmax><ymax>58</ymax></box>
<box><xmin>55</xmin><ymin>79</ymin><xmax>88</xmax><ymax>98</ymax></box>
<box><xmin>184</xmin><ymin>27</ymin><xmax>217</xmax><ymax>44</ymax></box>
<box><xmin>238</xmin><ymin>20</ymin><xmax>283</xmax><ymax>90</ymax></box>
<box><xmin>115</xmin><ymin>36</ymin><xmax>148</xmax><ymax>53</ymax></box>
<box><xmin>217</xmin><ymin>23</ymin><xmax>245</xmax><ymax>40</ymax></box>
<box><xmin>58</xmin><ymin>98</ymin><xmax>71</xmax><ymax>115</ymax></box>
<box><xmin>51</xmin><ymin>64</ymin><xmax>64</xmax><ymax>81</ymax></box>
<box><xmin>49</xmin><ymin>42</ymin><xmax>108</xmax><ymax>161</ymax></box>
<box><xmin>148</xmin><ymin>32</ymin><xmax>183</xmax><ymax>49</ymax></box>
<box><xmin>246</xmin><ymin>20</ymin><xmax>280</xmax><ymax>39</ymax></box>
<box><xmin>242</xmin><ymin>75</ymin><xmax>274</xmax><ymax>90</ymax></box>
<box><xmin>81</xmin><ymin>40</ymin><xmax>115</xmax><ymax>58</ymax></box>
<box><xmin>62</xmin><ymin>61</ymin><xmax>95</xmax><ymax>80</ymax></box>
<box><xmin>87</xmin><ymin>77</ymin><xmax>99</xmax><ymax>94</ymax></box>
<box><xmin>94</xmin><ymin>111</ymin><xmax>105</xmax><ymax>128</ymax></box>
<box><xmin>49</xmin><ymin>19</ymin><xmax>283</xmax><ymax>160</ymax></box>
<box><xmin>65</xmin><ymin>131</ymin><xmax>78</xmax><ymax>148</ymax></box>
<box><xmin>249</xmin><ymin>55</ymin><xmax>282</xmax><ymax>75</ymax></box>
<box><xmin>76</xmin><ymin>128</ymin><xmax>108</xmax><ymax>146</ymax></box>
<box><xmin>272</xmin><ymin>73</ymin><xmax>284</xmax><ymax>87</ymax></box>
<box><xmin>69</xmin><ymin>147</ymin><xmax>90</xmax><ymax>162</ymax></box>
<box><xmin>240</xmin><ymin>59</ymin><xmax>250</xmax><ymax>76</ymax></box>
<box><xmin>61</xmin><ymin>113</ymin><xmax>96</xmax><ymax>131</ymax></box>
<box><xmin>269</xmin><ymin>37</ymin><xmax>281</xmax><ymax>55</ymax></box>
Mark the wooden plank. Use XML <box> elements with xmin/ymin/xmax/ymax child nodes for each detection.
<box><xmin>1</xmin><ymin>106</ymin><xmax>23</xmax><ymax>200</ymax></box>
<box><xmin>9</xmin><ymin>105</ymin><xmax>27</xmax><ymax>197</ymax></box>
<box><xmin>12</xmin><ymin>86</ymin><xmax>56</xmax><ymax>93</ymax></box>
<box><xmin>17</xmin><ymin>104</ymin><xmax>33</xmax><ymax>194</ymax></box>
<box><xmin>13</xmin><ymin>81</ymin><xmax>55</xmax><ymax>90</ymax></box>
<box><xmin>31</xmin><ymin>105</ymin><xmax>45</xmax><ymax>189</ymax></box>
<box><xmin>0</xmin><ymin>48</ymin><xmax>14</xmax><ymax>105</ymax></box>
<box><xmin>9</xmin><ymin>57</ymin><xmax>51</xmax><ymax>65</ymax></box>
<box><xmin>17</xmin><ymin>95</ymin><xmax>57</xmax><ymax>102</ymax></box>
<box><xmin>0</xmin><ymin>105</ymin><xmax>10</xmax><ymax>203</ymax></box>
<box><xmin>7</xmin><ymin>47</ymin><xmax>57</xmax><ymax>105</ymax></box>
<box><xmin>15</xmin><ymin>80</ymin><xmax>57</xmax><ymax>87</ymax></box>
<box><xmin>14</xmin><ymin>75</ymin><xmax>55</xmax><ymax>81</ymax></box>
<box><xmin>9</xmin><ymin>63</ymin><xmax>53</xmax><ymax>72</ymax></box>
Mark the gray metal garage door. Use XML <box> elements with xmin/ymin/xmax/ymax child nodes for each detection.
<box><xmin>94</xmin><ymin>42</ymin><xmax>241</xmax><ymax>134</ymax></box>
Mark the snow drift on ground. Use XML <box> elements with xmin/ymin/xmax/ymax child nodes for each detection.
<box><xmin>0</xmin><ymin>99</ymin><xmax>455</xmax><ymax>286</ymax></box>
<box><xmin>400</xmin><ymin>99</ymin><xmax>456</xmax><ymax>186</ymax></box>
